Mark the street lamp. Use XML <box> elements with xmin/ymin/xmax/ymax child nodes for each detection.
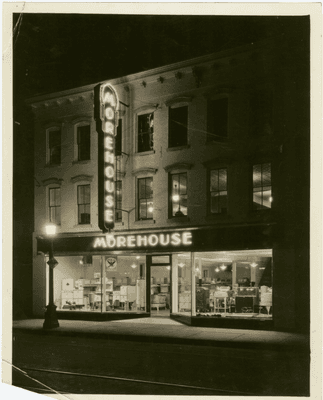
<box><xmin>43</xmin><ymin>223</ymin><xmax>59</xmax><ymax>329</ymax></box>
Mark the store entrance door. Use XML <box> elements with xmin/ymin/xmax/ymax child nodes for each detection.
<box><xmin>147</xmin><ymin>255</ymin><xmax>172</xmax><ymax>318</ymax></box>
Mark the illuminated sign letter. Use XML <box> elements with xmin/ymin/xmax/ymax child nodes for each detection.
<box><xmin>137</xmin><ymin>235</ymin><xmax>148</xmax><ymax>247</ymax></box>
<box><xmin>117</xmin><ymin>236</ymin><xmax>127</xmax><ymax>247</ymax></box>
<box><xmin>93</xmin><ymin>237</ymin><xmax>107</xmax><ymax>248</ymax></box>
<box><xmin>99</xmin><ymin>83</ymin><xmax>119</xmax><ymax>232</ymax></box>
<box><xmin>159</xmin><ymin>234</ymin><xmax>170</xmax><ymax>246</ymax></box>
<box><xmin>106</xmin><ymin>235</ymin><xmax>116</xmax><ymax>248</ymax></box>
<box><xmin>148</xmin><ymin>234</ymin><xmax>158</xmax><ymax>246</ymax></box>
<box><xmin>171</xmin><ymin>233</ymin><xmax>181</xmax><ymax>245</ymax></box>
<box><xmin>182</xmin><ymin>232</ymin><xmax>192</xmax><ymax>245</ymax></box>
<box><xmin>127</xmin><ymin>236</ymin><xmax>136</xmax><ymax>247</ymax></box>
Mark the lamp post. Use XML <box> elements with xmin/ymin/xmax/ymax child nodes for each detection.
<box><xmin>43</xmin><ymin>223</ymin><xmax>59</xmax><ymax>329</ymax></box>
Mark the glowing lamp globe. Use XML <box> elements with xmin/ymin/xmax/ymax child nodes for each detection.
<box><xmin>45</xmin><ymin>224</ymin><xmax>57</xmax><ymax>236</ymax></box>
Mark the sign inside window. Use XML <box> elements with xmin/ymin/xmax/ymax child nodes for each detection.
<box><xmin>93</xmin><ymin>231</ymin><xmax>193</xmax><ymax>249</ymax></box>
<box><xmin>99</xmin><ymin>84</ymin><xmax>119</xmax><ymax>231</ymax></box>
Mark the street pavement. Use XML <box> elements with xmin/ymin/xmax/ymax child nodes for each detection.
<box><xmin>10</xmin><ymin>317</ymin><xmax>310</xmax><ymax>396</ymax></box>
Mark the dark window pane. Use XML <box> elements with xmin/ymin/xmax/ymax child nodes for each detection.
<box><xmin>207</xmin><ymin>98</ymin><xmax>228</xmax><ymax>141</ymax></box>
<box><xmin>49</xmin><ymin>130</ymin><xmax>61</xmax><ymax>165</ymax></box>
<box><xmin>138</xmin><ymin>113</ymin><xmax>154</xmax><ymax>152</ymax></box>
<box><xmin>78</xmin><ymin>185</ymin><xmax>91</xmax><ymax>224</ymax></box>
<box><xmin>169</xmin><ymin>106</ymin><xmax>188</xmax><ymax>147</ymax></box>
<box><xmin>252</xmin><ymin>164</ymin><xmax>272</xmax><ymax>210</ymax></box>
<box><xmin>77</xmin><ymin>125</ymin><xmax>91</xmax><ymax>161</ymax></box>
<box><xmin>262</xmin><ymin>163</ymin><xmax>271</xmax><ymax>186</ymax></box>
<box><xmin>209</xmin><ymin>169</ymin><xmax>227</xmax><ymax>214</ymax></box>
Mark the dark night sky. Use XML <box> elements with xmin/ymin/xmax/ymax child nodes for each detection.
<box><xmin>13</xmin><ymin>14</ymin><xmax>302</xmax><ymax>102</ymax></box>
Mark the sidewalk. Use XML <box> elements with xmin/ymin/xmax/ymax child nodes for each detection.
<box><xmin>12</xmin><ymin>318</ymin><xmax>309</xmax><ymax>351</ymax></box>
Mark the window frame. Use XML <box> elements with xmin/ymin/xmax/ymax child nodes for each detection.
<box><xmin>168</xmin><ymin>104</ymin><xmax>188</xmax><ymax>148</ymax></box>
<box><xmin>169</xmin><ymin>171</ymin><xmax>188</xmax><ymax>218</ymax></box>
<box><xmin>209</xmin><ymin>168</ymin><xmax>228</xmax><ymax>215</ymax></box>
<box><xmin>137</xmin><ymin>177</ymin><xmax>154</xmax><ymax>220</ymax></box>
<box><xmin>76</xmin><ymin>123</ymin><xmax>91</xmax><ymax>161</ymax></box>
<box><xmin>48</xmin><ymin>186</ymin><xmax>61</xmax><ymax>226</ymax></box>
<box><xmin>252</xmin><ymin>162</ymin><xmax>272</xmax><ymax>211</ymax></box>
<box><xmin>135</xmin><ymin>107</ymin><xmax>155</xmax><ymax>154</ymax></box>
<box><xmin>77</xmin><ymin>184</ymin><xmax>91</xmax><ymax>225</ymax></box>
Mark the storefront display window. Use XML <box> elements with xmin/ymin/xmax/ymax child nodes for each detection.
<box><xmin>172</xmin><ymin>253</ymin><xmax>191</xmax><ymax>315</ymax></box>
<box><xmin>194</xmin><ymin>249</ymin><xmax>273</xmax><ymax>319</ymax></box>
<box><xmin>53</xmin><ymin>255</ymin><xmax>146</xmax><ymax>313</ymax></box>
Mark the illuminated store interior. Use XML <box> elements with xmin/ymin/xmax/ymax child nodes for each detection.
<box><xmin>52</xmin><ymin>249</ymin><xmax>272</xmax><ymax>320</ymax></box>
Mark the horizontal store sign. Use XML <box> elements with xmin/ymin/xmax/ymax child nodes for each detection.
<box><xmin>94</xmin><ymin>232</ymin><xmax>193</xmax><ymax>249</ymax></box>
<box><xmin>37</xmin><ymin>225</ymin><xmax>274</xmax><ymax>255</ymax></box>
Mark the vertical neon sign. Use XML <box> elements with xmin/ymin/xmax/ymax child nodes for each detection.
<box><xmin>99</xmin><ymin>84</ymin><xmax>119</xmax><ymax>231</ymax></box>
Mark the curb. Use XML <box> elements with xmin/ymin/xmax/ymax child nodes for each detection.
<box><xmin>13</xmin><ymin>327</ymin><xmax>310</xmax><ymax>352</ymax></box>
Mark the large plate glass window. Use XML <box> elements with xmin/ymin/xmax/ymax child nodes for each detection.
<box><xmin>54</xmin><ymin>255</ymin><xmax>146</xmax><ymax>313</ymax></box>
<box><xmin>138</xmin><ymin>177</ymin><xmax>153</xmax><ymax>220</ymax></box>
<box><xmin>77</xmin><ymin>184</ymin><xmax>91</xmax><ymax>224</ymax></box>
<box><xmin>194</xmin><ymin>249</ymin><xmax>273</xmax><ymax>319</ymax></box>
<box><xmin>253</xmin><ymin>163</ymin><xmax>272</xmax><ymax>210</ymax></box>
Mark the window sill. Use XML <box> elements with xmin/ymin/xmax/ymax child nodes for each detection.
<box><xmin>135</xmin><ymin>150</ymin><xmax>155</xmax><ymax>156</ymax></box>
<box><xmin>167</xmin><ymin>145</ymin><xmax>190</xmax><ymax>152</ymax></box>
<box><xmin>134</xmin><ymin>219</ymin><xmax>156</xmax><ymax>225</ymax></box>
<box><xmin>167</xmin><ymin>216</ymin><xmax>190</xmax><ymax>223</ymax></box>
<box><xmin>72</xmin><ymin>160</ymin><xmax>91</xmax><ymax>165</ymax></box>
<box><xmin>74</xmin><ymin>224</ymin><xmax>92</xmax><ymax>228</ymax></box>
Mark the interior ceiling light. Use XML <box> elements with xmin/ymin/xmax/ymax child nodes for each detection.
<box><xmin>178</xmin><ymin>262</ymin><xmax>185</xmax><ymax>268</ymax></box>
<box><xmin>131</xmin><ymin>263</ymin><xmax>137</xmax><ymax>269</ymax></box>
<box><xmin>250</xmin><ymin>262</ymin><xmax>258</xmax><ymax>268</ymax></box>
<box><xmin>173</xmin><ymin>194</ymin><xmax>180</xmax><ymax>202</ymax></box>
<box><xmin>220</xmin><ymin>264</ymin><xmax>227</xmax><ymax>270</ymax></box>
<box><xmin>148</xmin><ymin>206</ymin><xmax>154</xmax><ymax>213</ymax></box>
<box><xmin>166</xmin><ymin>266</ymin><xmax>171</xmax><ymax>270</ymax></box>
<box><xmin>215</xmin><ymin>267</ymin><xmax>220</xmax><ymax>272</ymax></box>
<box><xmin>136</xmin><ymin>256</ymin><xmax>140</xmax><ymax>259</ymax></box>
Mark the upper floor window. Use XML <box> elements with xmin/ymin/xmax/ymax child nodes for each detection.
<box><xmin>138</xmin><ymin>113</ymin><xmax>154</xmax><ymax>153</ymax></box>
<box><xmin>210</xmin><ymin>168</ymin><xmax>228</xmax><ymax>214</ymax></box>
<box><xmin>115</xmin><ymin>119</ymin><xmax>122</xmax><ymax>156</ymax></box>
<box><xmin>138</xmin><ymin>177</ymin><xmax>153</xmax><ymax>220</ymax></box>
<box><xmin>207</xmin><ymin>98</ymin><xmax>228</xmax><ymax>141</ymax></box>
<box><xmin>49</xmin><ymin>187</ymin><xmax>61</xmax><ymax>225</ymax></box>
<box><xmin>115</xmin><ymin>180</ymin><xmax>122</xmax><ymax>222</ymax></box>
<box><xmin>170</xmin><ymin>172</ymin><xmax>187</xmax><ymax>217</ymax></box>
<box><xmin>48</xmin><ymin>128</ymin><xmax>61</xmax><ymax>165</ymax></box>
<box><xmin>253</xmin><ymin>163</ymin><xmax>272</xmax><ymax>210</ymax></box>
<box><xmin>77</xmin><ymin>125</ymin><xmax>91</xmax><ymax>161</ymax></box>
<box><xmin>169</xmin><ymin>105</ymin><xmax>188</xmax><ymax>148</ymax></box>
<box><xmin>77</xmin><ymin>184</ymin><xmax>91</xmax><ymax>224</ymax></box>
<box><xmin>249</xmin><ymin>89</ymin><xmax>273</xmax><ymax>136</ymax></box>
